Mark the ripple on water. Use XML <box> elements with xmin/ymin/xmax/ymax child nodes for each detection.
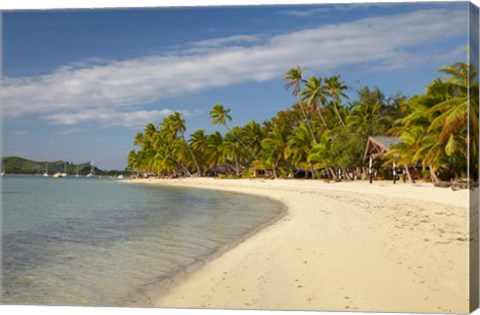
<box><xmin>1</xmin><ymin>176</ymin><xmax>284</xmax><ymax>306</ymax></box>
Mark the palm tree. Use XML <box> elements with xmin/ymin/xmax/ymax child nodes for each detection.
<box><xmin>347</xmin><ymin>100</ymin><xmax>392</xmax><ymax>137</ymax></box>
<box><xmin>384</xmin><ymin>126</ymin><xmax>427</xmax><ymax>183</ymax></box>
<box><xmin>242</xmin><ymin>120</ymin><xmax>264</xmax><ymax>161</ymax></box>
<box><xmin>283</xmin><ymin>66</ymin><xmax>318</xmax><ymax>144</ymax></box>
<box><xmin>224</xmin><ymin>128</ymin><xmax>246</xmax><ymax>176</ymax></box>
<box><xmin>164</xmin><ymin>112</ymin><xmax>201</xmax><ymax>176</ymax></box>
<box><xmin>210</xmin><ymin>104</ymin><xmax>257</xmax><ymax>160</ymax></box>
<box><xmin>189</xmin><ymin>129</ymin><xmax>208</xmax><ymax>176</ymax></box>
<box><xmin>206</xmin><ymin>131</ymin><xmax>225</xmax><ymax>176</ymax></box>
<box><xmin>301</xmin><ymin>76</ymin><xmax>328</xmax><ymax>127</ymax></box>
<box><xmin>325</xmin><ymin>75</ymin><xmax>349</xmax><ymax>127</ymax></box>
<box><xmin>127</xmin><ymin>150</ymin><xmax>140</xmax><ymax>175</ymax></box>
<box><xmin>285</xmin><ymin>122</ymin><xmax>315</xmax><ymax>178</ymax></box>
<box><xmin>256</xmin><ymin>126</ymin><xmax>289</xmax><ymax>178</ymax></box>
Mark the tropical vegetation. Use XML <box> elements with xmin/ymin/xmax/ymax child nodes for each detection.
<box><xmin>127</xmin><ymin>62</ymin><xmax>478</xmax><ymax>186</ymax></box>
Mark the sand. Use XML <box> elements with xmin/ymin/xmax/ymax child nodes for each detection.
<box><xmin>128</xmin><ymin>178</ymin><xmax>472</xmax><ymax>313</ymax></box>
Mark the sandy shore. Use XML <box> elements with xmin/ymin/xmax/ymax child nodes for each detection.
<box><xmin>128</xmin><ymin>178</ymin><xmax>471</xmax><ymax>313</ymax></box>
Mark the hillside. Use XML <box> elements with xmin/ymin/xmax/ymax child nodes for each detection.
<box><xmin>1</xmin><ymin>156</ymin><xmax>103</xmax><ymax>175</ymax></box>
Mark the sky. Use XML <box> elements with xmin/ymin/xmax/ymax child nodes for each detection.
<box><xmin>0</xmin><ymin>0</ymin><xmax>474</xmax><ymax>170</ymax></box>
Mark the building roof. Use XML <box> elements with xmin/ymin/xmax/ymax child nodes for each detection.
<box><xmin>364</xmin><ymin>136</ymin><xmax>401</xmax><ymax>160</ymax></box>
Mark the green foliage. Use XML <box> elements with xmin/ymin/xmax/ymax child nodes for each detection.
<box><xmin>127</xmin><ymin>61</ymin><xmax>476</xmax><ymax>183</ymax></box>
<box><xmin>1</xmin><ymin>156</ymin><xmax>99</xmax><ymax>175</ymax></box>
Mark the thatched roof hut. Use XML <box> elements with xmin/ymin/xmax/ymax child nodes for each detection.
<box><xmin>364</xmin><ymin>136</ymin><xmax>400</xmax><ymax>161</ymax></box>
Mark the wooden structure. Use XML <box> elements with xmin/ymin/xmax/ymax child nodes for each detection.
<box><xmin>364</xmin><ymin>136</ymin><xmax>400</xmax><ymax>184</ymax></box>
<box><xmin>364</xmin><ymin>136</ymin><xmax>401</xmax><ymax>161</ymax></box>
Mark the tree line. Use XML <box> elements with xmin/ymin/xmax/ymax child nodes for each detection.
<box><xmin>127</xmin><ymin>62</ymin><xmax>478</xmax><ymax>185</ymax></box>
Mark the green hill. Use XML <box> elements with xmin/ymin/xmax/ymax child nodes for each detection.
<box><xmin>1</xmin><ymin>156</ymin><xmax>102</xmax><ymax>175</ymax></box>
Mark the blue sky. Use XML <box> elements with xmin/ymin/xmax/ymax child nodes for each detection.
<box><xmin>1</xmin><ymin>1</ymin><xmax>473</xmax><ymax>170</ymax></box>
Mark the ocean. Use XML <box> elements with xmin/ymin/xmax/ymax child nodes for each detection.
<box><xmin>1</xmin><ymin>175</ymin><xmax>284</xmax><ymax>307</ymax></box>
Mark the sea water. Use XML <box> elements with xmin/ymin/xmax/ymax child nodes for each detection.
<box><xmin>1</xmin><ymin>176</ymin><xmax>284</xmax><ymax>307</ymax></box>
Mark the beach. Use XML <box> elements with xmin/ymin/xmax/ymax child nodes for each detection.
<box><xmin>130</xmin><ymin>178</ymin><xmax>471</xmax><ymax>313</ymax></box>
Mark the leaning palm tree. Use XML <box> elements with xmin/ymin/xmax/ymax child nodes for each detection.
<box><xmin>301</xmin><ymin>76</ymin><xmax>328</xmax><ymax>127</ymax></box>
<box><xmin>255</xmin><ymin>126</ymin><xmax>289</xmax><ymax>178</ymax></box>
<box><xmin>189</xmin><ymin>129</ymin><xmax>208</xmax><ymax>175</ymax></box>
<box><xmin>325</xmin><ymin>75</ymin><xmax>349</xmax><ymax>127</ymax></box>
<box><xmin>164</xmin><ymin>112</ymin><xmax>202</xmax><ymax>176</ymax></box>
<box><xmin>210</xmin><ymin>104</ymin><xmax>257</xmax><ymax>160</ymax></box>
<box><xmin>241</xmin><ymin>120</ymin><xmax>264</xmax><ymax>161</ymax></box>
<box><xmin>206</xmin><ymin>131</ymin><xmax>226</xmax><ymax>176</ymax></box>
<box><xmin>285</xmin><ymin>122</ymin><xmax>316</xmax><ymax>178</ymax></box>
<box><xmin>283</xmin><ymin>66</ymin><xmax>318</xmax><ymax>144</ymax></box>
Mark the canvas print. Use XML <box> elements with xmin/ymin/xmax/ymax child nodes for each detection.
<box><xmin>1</xmin><ymin>1</ymin><xmax>479</xmax><ymax>314</ymax></box>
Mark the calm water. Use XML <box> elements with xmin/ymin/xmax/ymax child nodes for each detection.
<box><xmin>1</xmin><ymin>176</ymin><xmax>283</xmax><ymax>306</ymax></box>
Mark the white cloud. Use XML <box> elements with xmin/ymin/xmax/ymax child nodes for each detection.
<box><xmin>56</xmin><ymin>128</ymin><xmax>86</xmax><ymax>135</ymax></box>
<box><xmin>277</xmin><ymin>8</ymin><xmax>327</xmax><ymax>17</ymax></box>
<box><xmin>44</xmin><ymin>108</ymin><xmax>193</xmax><ymax>129</ymax></box>
<box><xmin>2</xmin><ymin>8</ymin><xmax>467</xmax><ymax>127</ymax></box>
<box><xmin>277</xmin><ymin>3</ymin><xmax>393</xmax><ymax>16</ymax></box>
<box><xmin>12</xmin><ymin>130</ymin><xmax>28</xmax><ymax>136</ymax></box>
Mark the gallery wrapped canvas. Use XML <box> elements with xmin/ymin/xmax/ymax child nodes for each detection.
<box><xmin>1</xmin><ymin>1</ymin><xmax>479</xmax><ymax>314</ymax></box>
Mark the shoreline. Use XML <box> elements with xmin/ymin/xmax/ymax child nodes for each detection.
<box><xmin>127</xmin><ymin>178</ymin><xmax>470</xmax><ymax>313</ymax></box>
<box><xmin>123</xmin><ymin>185</ymin><xmax>288</xmax><ymax>307</ymax></box>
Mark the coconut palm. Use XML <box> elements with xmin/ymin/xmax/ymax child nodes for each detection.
<box><xmin>164</xmin><ymin>112</ymin><xmax>201</xmax><ymax>176</ymax></box>
<box><xmin>301</xmin><ymin>76</ymin><xmax>328</xmax><ymax>127</ymax></box>
<box><xmin>206</xmin><ymin>131</ymin><xmax>226</xmax><ymax>176</ymax></box>
<box><xmin>242</xmin><ymin>120</ymin><xmax>264</xmax><ymax>160</ymax></box>
<box><xmin>210</xmin><ymin>104</ymin><xmax>257</xmax><ymax>160</ymax></box>
<box><xmin>255</xmin><ymin>126</ymin><xmax>289</xmax><ymax>178</ymax></box>
<box><xmin>189</xmin><ymin>129</ymin><xmax>208</xmax><ymax>175</ymax></box>
<box><xmin>325</xmin><ymin>75</ymin><xmax>349</xmax><ymax>127</ymax></box>
<box><xmin>283</xmin><ymin>66</ymin><xmax>318</xmax><ymax>144</ymax></box>
<box><xmin>285</xmin><ymin>122</ymin><xmax>316</xmax><ymax>178</ymax></box>
<box><xmin>224</xmin><ymin>128</ymin><xmax>247</xmax><ymax>176</ymax></box>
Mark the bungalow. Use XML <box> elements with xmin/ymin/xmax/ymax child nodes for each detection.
<box><xmin>364</xmin><ymin>136</ymin><xmax>401</xmax><ymax>183</ymax></box>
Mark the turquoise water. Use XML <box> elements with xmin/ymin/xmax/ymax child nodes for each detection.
<box><xmin>1</xmin><ymin>176</ymin><xmax>284</xmax><ymax>307</ymax></box>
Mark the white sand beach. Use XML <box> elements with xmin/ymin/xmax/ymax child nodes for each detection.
<box><xmin>129</xmin><ymin>178</ymin><xmax>472</xmax><ymax>313</ymax></box>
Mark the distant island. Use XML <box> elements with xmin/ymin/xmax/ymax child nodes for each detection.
<box><xmin>1</xmin><ymin>156</ymin><xmax>126</xmax><ymax>176</ymax></box>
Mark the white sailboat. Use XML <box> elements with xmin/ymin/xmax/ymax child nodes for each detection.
<box><xmin>75</xmin><ymin>165</ymin><xmax>79</xmax><ymax>177</ymax></box>
<box><xmin>86</xmin><ymin>160</ymin><xmax>95</xmax><ymax>177</ymax></box>
<box><xmin>61</xmin><ymin>161</ymin><xmax>68</xmax><ymax>177</ymax></box>
<box><xmin>43</xmin><ymin>162</ymin><xmax>49</xmax><ymax>177</ymax></box>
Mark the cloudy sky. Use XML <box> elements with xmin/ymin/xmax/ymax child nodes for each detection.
<box><xmin>1</xmin><ymin>1</ymin><xmax>472</xmax><ymax>170</ymax></box>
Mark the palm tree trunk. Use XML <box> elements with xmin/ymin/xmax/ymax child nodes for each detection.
<box><xmin>297</xmin><ymin>98</ymin><xmax>318</xmax><ymax>145</ymax></box>
<box><xmin>182</xmin><ymin>137</ymin><xmax>201</xmax><ymax>176</ymax></box>
<box><xmin>177</xmin><ymin>161</ymin><xmax>192</xmax><ymax>177</ymax></box>
<box><xmin>429</xmin><ymin>166</ymin><xmax>440</xmax><ymax>184</ymax></box>
<box><xmin>225</xmin><ymin>125</ymin><xmax>257</xmax><ymax>160</ymax></box>
<box><xmin>317</xmin><ymin>109</ymin><xmax>327</xmax><ymax>127</ymax></box>
<box><xmin>405</xmin><ymin>165</ymin><xmax>415</xmax><ymax>183</ymax></box>
<box><xmin>328</xmin><ymin>167</ymin><xmax>338</xmax><ymax>180</ymax></box>
<box><xmin>343</xmin><ymin>168</ymin><xmax>352</xmax><ymax>180</ymax></box>
<box><xmin>333</xmin><ymin>98</ymin><xmax>346</xmax><ymax>127</ymax></box>
<box><xmin>272</xmin><ymin>165</ymin><xmax>277</xmax><ymax>179</ymax></box>
<box><xmin>234</xmin><ymin>150</ymin><xmax>240</xmax><ymax>176</ymax></box>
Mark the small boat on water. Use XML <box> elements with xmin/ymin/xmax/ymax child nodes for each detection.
<box><xmin>61</xmin><ymin>161</ymin><xmax>67</xmax><ymax>177</ymax></box>
<box><xmin>53</xmin><ymin>172</ymin><xmax>62</xmax><ymax>178</ymax></box>
<box><xmin>43</xmin><ymin>163</ymin><xmax>49</xmax><ymax>177</ymax></box>
<box><xmin>86</xmin><ymin>160</ymin><xmax>96</xmax><ymax>178</ymax></box>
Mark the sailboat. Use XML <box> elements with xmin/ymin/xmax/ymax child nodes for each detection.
<box><xmin>61</xmin><ymin>161</ymin><xmax>68</xmax><ymax>177</ymax></box>
<box><xmin>43</xmin><ymin>162</ymin><xmax>49</xmax><ymax>177</ymax></box>
<box><xmin>86</xmin><ymin>160</ymin><xmax>95</xmax><ymax>177</ymax></box>
<box><xmin>75</xmin><ymin>165</ymin><xmax>79</xmax><ymax>178</ymax></box>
